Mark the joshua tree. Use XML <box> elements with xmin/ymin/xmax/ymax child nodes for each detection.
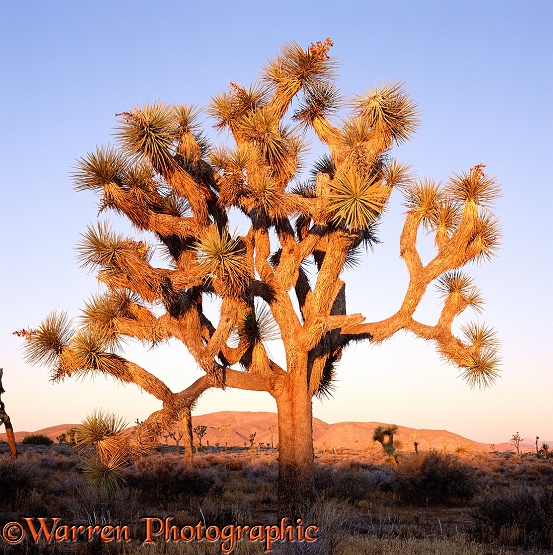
<box><xmin>511</xmin><ymin>432</ymin><xmax>522</xmax><ymax>454</ymax></box>
<box><xmin>75</xmin><ymin>409</ymin><xmax>129</xmax><ymax>494</ymax></box>
<box><xmin>193</xmin><ymin>424</ymin><xmax>207</xmax><ymax>450</ymax></box>
<box><xmin>66</xmin><ymin>427</ymin><xmax>77</xmax><ymax>446</ymax></box>
<box><xmin>218</xmin><ymin>423</ymin><xmax>231</xmax><ymax>451</ymax></box>
<box><xmin>535</xmin><ymin>436</ymin><xmax>539</xmax><ymax>454</ymax></box>
<box><xmin>0</xmin><ymin>368</ymin><xmax>17</xmax><ymax>459</ymax></box>
<box><xmin>249</xmin><ymin>431</ymin><xmax>257</xmax><ymax>448</ymax></box>
<box><xmin>373</xmin><ymin>424</ymin><xmax>399</xmax><ymax>464</ymax></box>
<box><xmin>168</xmin><ymin>428</ymin><xmax>184</xmax><ymax>453</ymax></box>
<box><xmin>269</xmin><ymin>424</ymin><xmax>276</xmax><ymax>449</ymax></box>
<box><xmin>15</xmin><ymin>39</ymin><xmax>501</xmax><ymax>517</ymax></box>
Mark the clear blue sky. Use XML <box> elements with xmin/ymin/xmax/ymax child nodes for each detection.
<box><xmin>1</xmin><ymin>1</ymin><xmax>551</xmax><ymax>445</ymax></box>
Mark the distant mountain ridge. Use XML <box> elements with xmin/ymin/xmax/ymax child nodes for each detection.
<box><xmin>1</xmin><ymin>411</ymin><xmax>546</xmax><ymax>454</ymax></box>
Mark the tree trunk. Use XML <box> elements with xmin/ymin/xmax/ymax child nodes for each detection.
<box><xmin>181</xmin><ymin>407</ymin><xmax>193</xmax><ymax>465</ymax></box>
<box><xmin>3</xmin><ymin>419</ymin><xmax>17</xmax><ymax>460</ymax></box>
<box><xmin>0</xmin><ymin>368</ymin><xmax>17</xmax><ymax>459</ymax></box>
<box><xmin>275</xmin><ymin>373</ymin><xmax>315</xmax><ymax>519</ymax></box>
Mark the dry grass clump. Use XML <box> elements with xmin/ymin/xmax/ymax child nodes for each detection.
<box><xmin>335</xmin><ymin>534</ymin><xmax>525</xmax><ymax>555</ymax></box>
<box><xmin>470</xmin><ymin>486</ymin><xmax>553</xmax><ymax>550</ymax></box>
<box><xmin>271</xmin><ymin>499</ymin><xmax>363</xmax><ymax>554</ymax></box>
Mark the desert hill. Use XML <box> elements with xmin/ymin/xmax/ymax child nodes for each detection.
<box><xmin>1</xmin><ymin>411</ymin><xmax>545</xmax><ymax>454</ymax></box>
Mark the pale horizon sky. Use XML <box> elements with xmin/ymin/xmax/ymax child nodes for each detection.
<box><xmin>1</xmin><ymin>1</ymin><xmax>551</xmax><ymax>446</ymax></box>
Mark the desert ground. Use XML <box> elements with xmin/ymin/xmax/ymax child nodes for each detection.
<box><xmin>1</xmin><ymin>412</ymin><xmax>552</xmax><ymax>554</ymax></box>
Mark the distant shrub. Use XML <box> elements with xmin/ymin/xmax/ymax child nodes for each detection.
<box><xmin>22</xmin><ymin>433</ymin><xmax>54</xmax><ymax>445</ymax></box>
<box><xmin>470</xmin><ymin>487</ymin><xmax>553</xmax><ymax>549</ymax></box>
<box><xmin>393</xmin><ymin>451</ymin><xmax>479</xmax><ymax>505</ymax></box>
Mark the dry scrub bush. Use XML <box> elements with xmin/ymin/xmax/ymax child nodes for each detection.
<box><xmin>470</xmin><ymin>486</ymin><xmax>553</xmax><ymax>549</ymax></box>
<box><xmin>21</xmin><ymin>433</ymin><xmax>54</xmax><ymax>445</ymax></box>
<box><xmin>0</xmin><ymin>456</ymin><xmax>33</xmax><ymax>509</ymax></box>
<box><xmin>239</xmin><ymin>460</ymin><xmax>278</xmax><ymax>484</ymax></box>
<box><xmin>122</xmin><ymin>454</ymin><xmax>219</xmax><ymax>504</ymax></box>
<box><xmin>393</xmin><ymin>451</ymin><xmax>479</xmax><ymax>505</ymax></box>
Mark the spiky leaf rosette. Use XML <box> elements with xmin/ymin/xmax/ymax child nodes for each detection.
<box><xmin>293</xmin><ymin>82</ymin><xmax>342</xmax><ymax>128</ymax></box>
<box><xmin>76</xmin><ymin>409</ymin><xmax>128</xmax><ymax>449</ymax></box>
<box><xmin>467</xmin><ymin>212</ymin><xmax>501</xmax><ymax>264</ymax></box>
<box><xmin>403</xmin><ymin>179</ymin><xmax>444</xmax><ymax>230</ymax></box>
<box><xmin>194</xmin><ymin>226</ymin><xmax>250</xmax><ymax>297</ymax></box>
<box><xmin>328</xmin><ymin>168</ymin><xmax>389</xmax><ymax>231</ymax></box>
<box><xmin>235</xmin><ymin>300</ymin><xmax>280</xmax><ymax>348</ymax></box>
<box><xmin>16</xmin><ymin>311</ymin><xmax>74</xmax><ymax>368</ymax></box>
<box><xmin>62</xmin><ymin>328</ymin><xmax>126</xmax><ymax>380</ymax></box>
<box><xmin>81</xmin><ymin>290</ymin><xmax>139</xmax><ymax>348</ymax></box>
<box><xmin>116</xmin><ymin>102</ymin><xmax>176</xmax><ymax>175</ymax></box>
<box><xmin>208</xmin><ymin>82</ymin><xmax>271</xmax><ymax>132</ymax></box>
<box><xmin>353</xmin><ymin>81</ymin><xmax>419</xmax><ymax>147</ymax></box>
<box><xmin>81</xmin><ymin>452</ymin><xmax>127</xmax><ymax>495</ymax></box>
<box><xmin>237</xmin><ymin>110</ymin><xmax>300</xmax><ymax>181</ymax></box>
<box><xmin>76</xmin><ymin>222</ymin><xmax>151</xmax><ymax>272</ymax></box>
<box><xmin>382</xmin><ymin>160</ymin><xmax>413</xmax><ymax>189</ymax></box>
<box><xmin>229</xmin><ymin>300</ymin><xmax>280</xmax><ymax>374</ymax></box>
<box><xmin>310</xmin><ymin>154</ymin><xmax>335</xmax><ymax>180</ymax></box>
<box><xmin>458</xmin><ymin>344</ymin><xmax>501</xmax><ymax>389</ymax></box>
<box><xmin>436</xmin><ymin>270</ymin><xmax>484</xmax><ymax>313</ymax></box>
<box><xmin>73</xmin><ymin>146</ymin><xmax>128</xmax><ymax>192</ymax></box>
<box><xmin>211</xmin><ymin>145</ymin><xmax>249</xmax><ymax>196</ymax></box>
<box><xmin>263</xmin><ymin>39</ymin><xmax>337</xmax><ymax>116</ymax></box>
<box><xmin>446</xmin><ymin>164</ymin><xmax>500</xmax><ymax>208</ymax></box>
<box><xmin>243</xmin><ymin>174</ymin><xmax>289</xmax><ymax>221</ymax></box>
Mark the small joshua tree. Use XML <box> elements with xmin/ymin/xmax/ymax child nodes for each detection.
<box><xmin>511</xmin><ymin>432</ymin><xmax>522</xmax><ymax>454</ymax></box>
<box><xmin>249</xmin><ymin>431</ymin><xmax>257</xmax><ymax>448</ymax></box>
<box><xmin>218</xmin><ymin>423</ymin><xmax>231</xmax><ymax>451</ymax></box>
<box><xmin>373</xmin><ymin>424</ymin><xmax>399</xmax><ymax>465</ymax></box>
<box><xmin>66</xmin><ymin>428</ymin><xmax>77</xmax><ymax>446</ymax></box>
<box><xmin>269</xmin><ymin>424</ymin><xmax>276</xmax><ymax>449</ymax></box>
<box><xmin>168</xmin><ymin>428</ymin><xmax>184</xmax><ymax>453</ymax></box>
<box><xmin>75</xmin><ymin>409</ymin><xmax>130</xmax><ymax>494</ymax></box>
<box><xmin>193</xmin><ymin>424</ymin><xmax>207</xmax><ymax>450</ymax></box>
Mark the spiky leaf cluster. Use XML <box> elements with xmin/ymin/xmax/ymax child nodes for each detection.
<box><xmin>436</xmin><ymin>270</ymin><xmax>484</xmax><ymax>313</ymax></box>
<box><xmin>353</xmin><ymin>82</ymin><xmax>419</xmax><ymax>146</ymax></box>
<box><xmin>194</xmin><ymin>226</ymin><xmax>250</xmax><ymax>296</ymax></box>
<box><xmin>328</xmin><ymin>169</ymin><xmax>389</xmax><ymax>230</ymax></box>
<box><xmin>17</xmin><ymin>311</ymin><xmax>73</xmax><ymax>368</ymax></box>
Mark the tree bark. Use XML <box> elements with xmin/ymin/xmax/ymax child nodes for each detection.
<box><xmin>275</xmin><ymin>373</ymin><xmax>315</xmax><ymax>519</ymax></box>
